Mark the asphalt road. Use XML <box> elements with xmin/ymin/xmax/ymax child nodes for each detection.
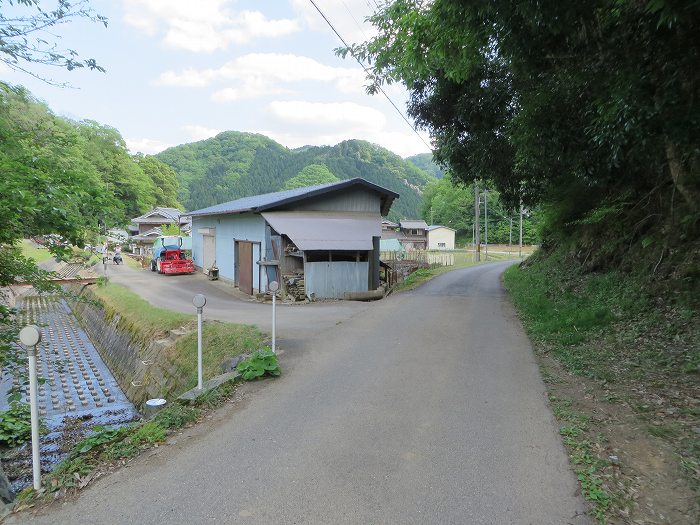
<box><xmin>16</xmin><ymin>261</ymin><xmax>589</xmax><ymax>524</ymax></box>
<box><xmin>96</xmin><ymin>261</ymin><xmax>372</xmax><ymax>349</ymax></box>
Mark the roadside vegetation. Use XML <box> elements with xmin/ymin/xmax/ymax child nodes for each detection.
<box><xmin>505</xmin><ymin>250</ymin><xmax>699</xmax><ymax>522</ymax></box>
<box><xmin>15</xmin><ymin>380</ymin><xmax>230</xmax><ymax>508</ymax></box>
<box><xmin>18</xmin><ymin>240</ymin><xmax>53</xmax><ymax>264</ymax></box>
<box><xmin>171</xmin><ymin>321</ymin><xmax>264</xmax><ymax>390</ymax></box>
<box><xmin>90</xmin><ymin>281</ymin><xmax>266</xmax><ymax>390</ymax></box>
<box><xmin>91</xmin><ymin>281</ymin><xmax>194</xmax><ymax>340</ymax></box>
<box><xmin>350</xmin><ymin>2</ymin><xmax>699</xmax><ymax>522</ymax></box>
<box><xmin>10</xmin><ymin>280</ymin><xmax>275</xmax><ymax>509</ymax></box>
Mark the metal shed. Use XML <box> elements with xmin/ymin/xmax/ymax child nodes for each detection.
<box><xmin>186</xmin><ymin>178</ymin><xmax>398</xmax><ymax>299</ymax></box>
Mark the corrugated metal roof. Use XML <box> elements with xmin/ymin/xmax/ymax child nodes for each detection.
<box><xmin>400</xmin><ymin>219</ymin><xmax>429</xmax><ymax>229</ymax></box>
<box><xmin>262</xmin><ymin>211</ymin><xmax>380</xmax><ymax>251</ymax></box>
<box><xmin>379</xmin><ymin>238</ymin><xmax>405</xmax><ymax>252</ymax></box>
<box><xmin>132</xmin><ymin>207</ymin><xmax>183</xmax><ymax>223</ymax></box>
<box><xmin>427</xmin><ymin>225</ymin><xmax>456</xmax><ymax>231</ymax></box>
<box><xmin>186</xmin><ymin>178</ymin><xmax>399</xmax><ymax>217</ymax></box>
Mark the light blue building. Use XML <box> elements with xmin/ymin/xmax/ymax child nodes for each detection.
<box><xmin>186</xmin><ymin>178</ymin><xmax>398</xmax><ymax>299</ymax></box>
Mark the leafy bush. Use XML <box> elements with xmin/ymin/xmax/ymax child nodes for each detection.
<box><xmin>153</xmin><ymin>403</ymin><xmax>199</xmax><ymax>429</ymax></box>
<box><xmin>236</xmin><ymin>349</ymin><xmax>281</xmax><ymax>380</ymax></box>
<box><xmin>0</xmin><ymin>401</ymin><xmax>32</xmax><ymax>447</ymax></box>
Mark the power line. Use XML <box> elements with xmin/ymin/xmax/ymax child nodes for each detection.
<box><xmin>339</xmin><ymin>0</ymin><xmax>371</xmax><ymax>43</ymax></box>
<box><xmin>308</xmin><ymin>0</ymin><xmax>432</xmax><ymax>151</ymax></box>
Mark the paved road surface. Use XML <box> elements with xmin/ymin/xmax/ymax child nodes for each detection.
<box><xmin>97</xmin><ymin>261</ymin><xmax>372</xmax><ymax>349</ymax></box>
<box><xmin>16</xmin><ymin>262</ymin><xmax>589</xmax><ymax>524</ymax></box>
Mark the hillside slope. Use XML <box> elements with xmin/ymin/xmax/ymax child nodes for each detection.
<box><xmin>156</xmin><ymin>132</ymin><xmax>434</xmax><ymax>218</ymax></box>
<box><xmin>406</xmin><ymin>152</ymin><xmax>445</xmax><ymax>179</ymax></box>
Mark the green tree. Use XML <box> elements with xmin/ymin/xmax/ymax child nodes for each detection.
<box><xmin>283</xmin><ymin>164</ymin><xmax>339</xmax><ymax>189</ymax></box>
<box><xmin>341</xmin><ymin>1</ymin><xmax>700</xmax><ymax>244</ymax></box>
<box><xmin>0</xmin><ymin>0</ymin><xmax>107</xmax><ymax>85</ymax></box>
<box><xmin>0</xmin><ymin>82</ymin><xmax>112</xmax><ymax>379</ymax></box>
<box><xmin>76</xmin><ymin>120</ymin><xmax>157</xmax><ymax>221</ymax></box>
<box><xmin>133</xmin><ymin>154</ymin><xmax>182</xmax><ymax>209</ymax></box>
<box><xmin>160</xmin><ymin>223</ymin><xmax>181</xmax><ymax>236</ymax></box>
<box><xmin>0</xmin><ymin>83</ymin><xmax>110</xmax><ymax>249</ymax></box>
<box><xmin>421</xmin><ymin>177</ymin><xmax>540</xmax><ymax>245</ymax></box>
<box><xmin>406</xmin><ymin>153</ymin><xmax>444</xmax><ymax>179</ymax></box>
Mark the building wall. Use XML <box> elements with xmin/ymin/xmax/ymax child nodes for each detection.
<box><xmin>428</xmin><ymin>228</ymin><xmax>456</xmax><ymax>250</ymax></box>
<box><xmin>192</xmin><ymin>213</ymin><xmax>268</xmax><ymax>290</ymax></box>
<box><xmin>280</xmin><ymin>187</ymin><xmax>382</xmax><ymax>213</ymax></box>
<box><xmin>306</xmin><ymin>261</ymin><xmax>369</xmax><ymax>299</ymax></box>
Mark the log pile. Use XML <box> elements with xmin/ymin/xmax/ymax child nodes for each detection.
<box><xmin>283</xmin><ymin>273</ymin><xmax>306</xmax><ymax>301</ymax></box>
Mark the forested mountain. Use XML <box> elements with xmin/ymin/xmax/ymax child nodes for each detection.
<box><xmin>405</xmin><ymin>153</ymin><xmax>445</xmax><ymax>179</ymax></box>
<box><xmin>0</xmin><ymin>82</ymin><xmax>182</xmax><ymax>242</ymax></box>
<box><xmin>157</xmin><ymin>132</ymin><xmax>435</xmax><ymax>219</ymax></box>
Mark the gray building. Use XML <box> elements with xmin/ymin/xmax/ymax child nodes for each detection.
<box><xmin>398</xmin><ymin>219</ymin><xmax>429</xmax><ymax>250</ymax></box>
<box><xmin>186</xmin><ymin>178</ymin><xmax>398</xmax><ymax>299</ymax></box>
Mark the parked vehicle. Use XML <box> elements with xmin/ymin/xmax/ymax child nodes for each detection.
<box><xmin>150</xmin><ymin>236</ymin><xmax>195</xmax><ymax>275</ymax></box>
<box><xmin>151</xmin><ymin>249</ymin><xmax>195</xmax><ymax>275</ymax></box>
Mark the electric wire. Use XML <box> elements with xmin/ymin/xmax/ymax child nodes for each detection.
<box><xmin>308</xmin><ymin>0</ymin><xmax>432</xmax><ymax>151</ymax></box>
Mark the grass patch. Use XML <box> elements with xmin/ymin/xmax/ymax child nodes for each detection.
<box><xmin>549</xmin><ymin>395</ymin><xmax>615</xmax><ymax>523</ymax></box>
<box><xmin>505</xmin><ymin>249</ymin><xmax>700</xmax><ymax>520</ymax></box>
<box><xmin>122</xmin><ymin>254</ymin><xmax>142</xmax><ymax>270</ymax></box>
<box><xmin>91</xmin><ymin>282</ymin><xmax>194</xmax><ymax>339</ymax></box>
<box><xmin>504</xmin><ymin>254</ymin><xmax>645</xmax><ymax>380</ymax></box>
<box><xmin>170</xmin><ymin>321</ymin><xmax>264</xmax><ymax>390</ymax></box>
<box><xmin>19</xmin><ymin>239</ymin><xmax>54</xmax><ymax>263</ymax></box>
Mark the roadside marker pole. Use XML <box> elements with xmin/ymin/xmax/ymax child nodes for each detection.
<box><xmin>192</xmin><ymin>294</ymin><xmax>207</xmax><ymax>389</ymax></box>
<box><xmin>19</xmin><ymin>325</ymin><xmax>42</xmax><ymax>491</ymax></box>
<box><xmin>268</xmin><ymin>281</ymin><xmax>279</xmax><ymax>353</ymax></box>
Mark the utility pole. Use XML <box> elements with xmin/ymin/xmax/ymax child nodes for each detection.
<box><xmin>430</xmin><ymin>206</ymin><xmax>434</xmax><ymax>226</ymax></box>
<box><xmin>519</xmin><ymin>199</ymin><xmax>524</xmax><ymax>258</ymax></box>
<box><xmin>474</xmin><ymin>180</ymin><xmax>480</xmax><ymax>262</ymax></box>
<box><xmin>484</xmin><ymin>189</ymin><xmax>488</xmax><ymax>261</ymax></box>
<box><xmin>509</xmin><ymin>217</ymin><xmax>513</xmax><ymax>250</ymax></box>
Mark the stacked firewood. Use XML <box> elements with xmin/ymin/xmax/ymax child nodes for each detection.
<box><xmin>283</xmin><ymin>273</ymin><xmax>306</xmax><ymax>301</ymax></box>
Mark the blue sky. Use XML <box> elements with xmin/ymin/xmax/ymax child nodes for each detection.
<box><xmin>1</xmin><ymin>0</ymin><xmax>431</xmax><ymax>158</ymax></box>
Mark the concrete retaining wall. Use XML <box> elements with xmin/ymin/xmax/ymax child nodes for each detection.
<box><xmin>69</xmin><ymin>287</ymin><xmax>191</xmax><ymax>408</ymax></box>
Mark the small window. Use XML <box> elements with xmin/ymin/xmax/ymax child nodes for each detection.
<box><xmin>438</xmin><ymin>242</ymin><xmax>446</xmax><ymax>248</ymax></box>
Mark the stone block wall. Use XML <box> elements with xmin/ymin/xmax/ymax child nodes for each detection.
<box><xmin>69</xmin><ymin>288</ymin><xmax>191</xmax><ymax>408</ymax></box>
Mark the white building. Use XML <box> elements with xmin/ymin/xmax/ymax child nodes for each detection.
<box><xmin>427</xmin><ymin>225</ymin><xmax>456</xmax><ymax>250</ymax></box>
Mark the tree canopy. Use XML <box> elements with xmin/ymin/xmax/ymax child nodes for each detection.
<box><xmin>0</xmin><ymin>0</ymin><xmax>107</xmax><ymax>85</ymax></box>
<box><xmin>283</xmin><ymin>164</ymin><xmax>339</xmax><ymax>190</ymax></box>
<box><xmin>421</xmin><ymin>176</ymin><xmax>539</xmax><ymax>245</ymax></box>
<box><xmin>343</xmin><ymin>1</ymin><xmax>700</xmax><ymax>236</ymax></box>
<box><xmin>0</xmin><ymin>82</ymin><xmax>183</xmax><ymax>251</ymax></box>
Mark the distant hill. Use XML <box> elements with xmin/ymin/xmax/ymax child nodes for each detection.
<box><xmin>156</xmin><ymin>132</ymin><xmax>435</xmax><ymax>219</ymax></box>
<box><xmin>405</xmin><ymin>152</ymin><xmax>445</xmax><ymax>179</ymax></box>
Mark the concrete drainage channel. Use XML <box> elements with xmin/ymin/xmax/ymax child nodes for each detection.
<box><xmin>0</xmin><ymin>295</ymin><xmax>139</xmax><ymax>493</ymax></box>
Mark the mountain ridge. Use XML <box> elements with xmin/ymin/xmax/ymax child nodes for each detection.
<box><xmin>156</xmin><ymin>131</ymin><xmax>435</xmax><ymax>219</ymax></box>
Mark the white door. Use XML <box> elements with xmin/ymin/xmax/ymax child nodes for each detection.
<box><xmin>203</xmin><ymin>234</ymin><xmax>216</xmax><ymax>272</ymax></box>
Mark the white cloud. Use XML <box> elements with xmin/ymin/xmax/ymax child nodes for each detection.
<box><xmin>157</xmin><ymin>53</ymin><xmax>366</xmax><ymax>99</ymax></box>
<box><xmin>268</xmin><ymin>100</ymin><xmax>386</xmax><ymax>130</ymax></box>
<box><xmin>125</xmin><ymin>137</ymin><xmax>172</xmax><ymax>154</ymax></box>
<box><xmin>123</xmin><ymin>0</ymin><xmax>299</xmax><ymax>52</ymax></box>
<box><xmin>260</xmin><ymin>128</ymin><xmax>430</xmax><ymax>158</ymax></box>
<box><xmin>291</xmin><ymin>0</ymin><xmax>378</xmax><ymax>46</ymax></box>
<box><xmin>182</xmin><ymin>125</ymin><xmax>223</xmax><ymax>141</ymax></box>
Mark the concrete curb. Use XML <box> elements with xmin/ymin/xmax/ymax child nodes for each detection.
<box><xmin>177</xmin><ymin>371</ymin><xmax>240</xmax><ymax>402</ymax></box>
